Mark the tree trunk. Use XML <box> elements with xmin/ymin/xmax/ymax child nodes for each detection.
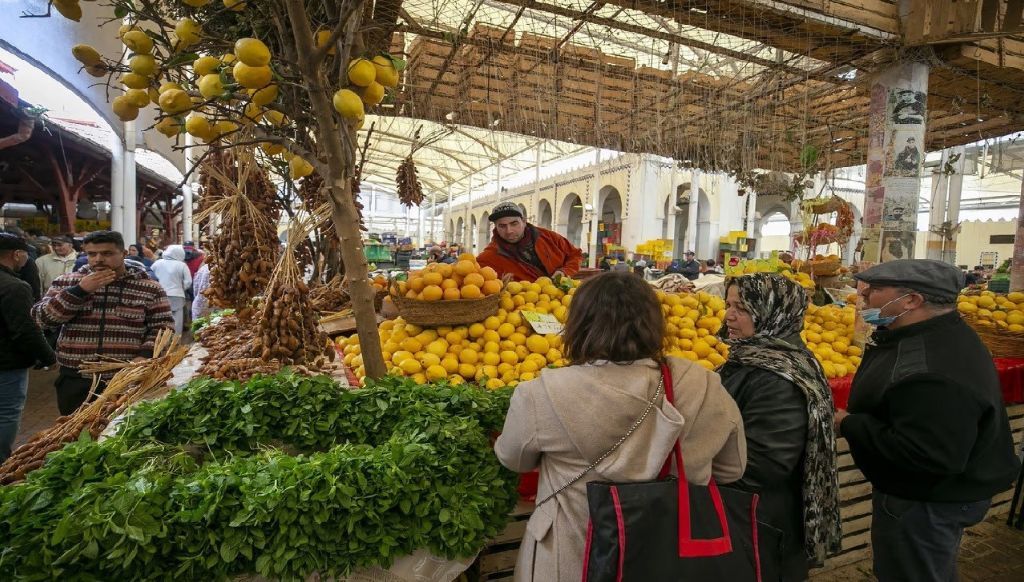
<box><xmin>284</xmin><ymin>0</ymin><xmax>386</xmax><ymax>379</ymax></box>
<box><xmin>1011</xmin><ymin>179</ymin><xmax>1024</xmax><ymax>292</ymax></box>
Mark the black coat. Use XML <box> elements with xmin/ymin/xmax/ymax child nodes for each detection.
<box><xmin>842</xmin><ymin>311</ymin><xmax>1020</xmax><ymax>503</ymax></box>
<box><xmin>719</xmin><ymin>362</ymin><xmax>809</xmax><ymax>582</ymax></box>
<box><xmin>0</xmin><ymin>265</ymin><xmax>56</xmax><ymax>371</ymax></box>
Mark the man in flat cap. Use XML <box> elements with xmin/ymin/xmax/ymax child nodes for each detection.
<box><xmin>0</xmin><ymin>233</ymin><xmax>56</xmax><ymax>462</ymax></box>
<box><xmin>836</xmin><ymin>259</ymin><xmax>1019</xmax><ymax>581</ymax></box>
<box><xmin>477</xmin><ymin>202</ymin><xmax>583</xmax><ymax>282</ymax></box>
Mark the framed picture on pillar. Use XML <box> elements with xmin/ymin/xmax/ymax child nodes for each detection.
<box><xmin>882</xmin><ymin>179</ymin><xmax>919</xmax><ymax>231</ymax></box>
<box><xmin>880</xmin><ymin>229</ymin><xmax>916</xmax><ymax>262</ymax></box>
<box><xmin>888</xmin><ymin>89</ymin><xmax>926</xmax><ymax>125</ymax></box>
<box><xmin>886</xmin><ymin>130</ymin><xmax>922</xmax><ymax>177</ymax></box>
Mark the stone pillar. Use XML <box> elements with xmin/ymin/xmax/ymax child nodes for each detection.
<box><xmin>446</xmin><ymin>185</ymin><xmax>452</xmax><ymax>242</ymax></box>
<box><xmin>926</xmin><ymin>149</ymin><xmax>950</xmax><ymax>260</ymax></box>
<box><xmin>862</xmin><ymin>60</ymin><xmax>929</xmax><ymax>263</ymax></box>
<box><xmin>465</xmin><ymin>175</ymin><xmax>473</xmax><ymax>250</ymax></box>
<box><xmin>109</xmin><ymin>129</ymin><xmax>124</xmax><ymax>237</ymax></box>
<box><xmin>666</xmin><ymin>166</ymin><xmax>679</xmax><ymax>256</ymax></box>
<box><xmin>1012</xmin><ymin>179</ymin><xmax>1024</xmax><ymax>292</ymax></box>
<box><xmin>745</xmin><ymin>188</ymin><xmax>757</xmax><ymax>256</ymax></box>
<box><xmin>685</xmin><ymin>168</ymin><xmax>700</xmax><ymax>254</ymax></box>
<box><xmin>943</xmin><ymin>146</ymin><xmax>966</xmax><ymax>265</ymax></box>
<box><xmin>181</xmin><ymin>133</ymin><xmax>196</xmax><ymax>244</ymax></box>
<box><xmin>587</xmin><ymin>151</ymin><xmax>601</xmax><ymax>267</ymax></box>
<box><xmin>121</xmin><ymin>121</ymin><xmax>138</xmax><ymax>244</ymax></box>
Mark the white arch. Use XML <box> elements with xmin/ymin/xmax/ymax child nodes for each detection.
<box><xmin>478</xmin><ymin>210</ymin><xmax>491</xmax><ymax>249</ymax></box>
<box><xmin>557</xmin><ymin>193</ymin><xmax>584</xmax><ymax>247</ymax></box>
<box><xmin>537</xmin><ymin>199</ymin><xmax>553</xmax><ymax>229</ymax></box>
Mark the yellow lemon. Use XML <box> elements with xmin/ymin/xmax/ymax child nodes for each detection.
<box><xmin>526</xmin><ymin>335</ymin><xmax>550</xmax><ymax>354</ymax></box>
<box><xmin>497</xmin><ymin>323</ymin><xmax>515</xmax><ymax>338</ymax></box>
<box><xmin>198</xmin><ymin>74</ymin><xmax>225</xmax><ymax>99</ymax></box>
<box><xmin>361</xmin><ymin>81</ymin><xmax>385</xmax><ymax>105</ymax></box>
<box><xmin>332</xmin><ymin>88</ymin><xmax>364</xmax><ymax>120</ymax></box>
<box><xmin>129</xmin><ymin>54</ymin><xmax>157</xmax><ymax>77</ymax></box>
<box><xmin>223</xmin><ymin>0</ymin><xmax>247</xmax><ymax>11</ymax></box>
<box><xmin>234</xmin><ymin>38</ymin><xmax>271</xmax><ymax>66</ymax></box>
<box><xmin>248</xmin><ymin>84</ymin><xmax>279</xmax><ymax>106</ymax></box>
<box><xmin>372</xmin><ymin>55</ymin><xmax>400</xmax><ymax>87</ymax></box>
<box><xmin>316</xmin><ymin>30</ymin><xmax>337</xmax><ymax>55</ymax></box>
<box><xmin>233</xmin><ymin>62</ymin><xmax>272</xmax><ymax>89</ymax></box>
<box><xmin>185</xmin><ymin>115</ymin><xmax>212</xmax><ymax>138</ymax></box>
<box><xmin>72</xmin><ymin>44</ymin><xmax>103</xmax><ymax>67</ymax></box>
<box><xmin>110</xmin><ymin>96</ymin><xmax>139</xmax><ymax>121</ymax></box>
<box><xmin>174</xmin><ymin>18</ymin><xmax>202</xmax><ymax>47</ymax></box>
<box><xmin>425</xmin><ymin>365</ymin><xmax>447</xmax><ymax>381</ymax></box>
<box><xmin>123</xmin><ymin>88</ymin><xmax>151</xmax><ymax>108</ymax></box>
<box><xmin>193</xmin><ymin>56</ymin><xmax>221</xmax><ymax>76</ymax></box>
<box><xmin>263</xmin><ymin>109</ymin><xmax>288</xmax><ymax>127</ymax></box>
<box><xmin>288</xmin><ymin>156</ymin><xmax>314</xmax><ymax>180</ymax></box>
<box><xmin>398</xmin><ymin>358</ymin><xmax>422</xmax><ymax>375</ymax></box>
<box><xmin>53</xmin><ymin>0</ymin><xmax>82</xmax><ymax>21</ymax></box>
<box><xmin>122</xmin><ymin>31</ymin><xmax>154</xmax><ymax>55</ymax></box>
<box><xmin>348</xmin><ymin>58</ymin><xmax>376</xmax><ymax>87</ymax></box>
<box><xmin>120</xmin><ymin>73</ymin><xmax>150</xmax><ymax>90</ymax></box>
<box><xmin>182</xmin><ymin>0</ymin><xmax>211</xmax><ymax>5</ymax></box>
<box><xmin>158</xmin><ymin>89</ymin><xmax>192</xmax><ymax>114</ymax></box>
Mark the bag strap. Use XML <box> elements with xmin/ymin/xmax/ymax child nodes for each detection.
<box><xmin>658</xmin><ymin>362</ymin><xmax>734</xmax><ymax>558</ymax></box>
<box><xmin>535</xmin><ymin>366</ymin><xmax>665</xmax><ymax>507</ymax></box>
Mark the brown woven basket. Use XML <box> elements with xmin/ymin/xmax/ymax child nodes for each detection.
<box><xmin>389</xmin><ymin>281</ymin><xmax>501</xmax><ymax>327</ymax></box>
<box><xmin>962</xmin><ymin>314</ymin><xmax>1024</xmax><ymax>359</ymax></box>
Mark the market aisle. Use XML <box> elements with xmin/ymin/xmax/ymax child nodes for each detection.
<box><xmin>814</xmin><ymin>514</ymin><xmax>1024</xmax><ymax>581</ymax></box>
<box><xmin>13</xmin><ymin>367</ymin><xmax>59</xmax><ymax>449</ymax></box>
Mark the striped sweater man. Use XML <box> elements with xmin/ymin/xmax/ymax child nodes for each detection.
<box><xmin>33</xmin><ymin>264</ymin><xmax>174</xmax><ymax>379</ymax></box>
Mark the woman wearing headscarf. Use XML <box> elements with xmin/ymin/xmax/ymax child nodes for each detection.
<box><xmin>719</xmin><ymin>273</ymin><xmax>842</xmax><ymax>580</ymax></box>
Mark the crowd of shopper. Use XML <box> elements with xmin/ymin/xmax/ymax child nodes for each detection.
<box><xmin>497</xmin><ymin>262</ymin><xmax>1019</xmax><ymax>582</ymax></box>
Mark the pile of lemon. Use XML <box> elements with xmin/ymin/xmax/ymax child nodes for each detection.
<box><xmin>724</xmin><ymin>259</ymin><xmax>815</xmax><ymax>291</ymax></box>
<box><xmin>396</xmin><ymin>255</ymin><xmax>503</xmax><ymax>301</ymax></box>
<box><xmin>659</xmin><ymin>291</ymin><xmax>729</xmax><ymax>370</ymax></box>
<box><xmin>957</xmin><ymin>291</ymin><xmax>1024</xmax><ymax>332</ymax></box>
<box><xmin>340</xmin><ymin>276</ymin><xmax>576</xmax><ymax>388</ymax></box>
<box><xmin>801</xmin><ymin>303</ymin><xmax>862</xmax><ymax>378</ymax></box>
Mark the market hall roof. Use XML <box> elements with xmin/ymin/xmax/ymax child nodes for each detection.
<box><xmin>359</xmin><ymin>0</ymin><xmax>1024</xmax><ymax>194</ymax></box>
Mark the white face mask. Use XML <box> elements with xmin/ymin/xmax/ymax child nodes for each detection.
<box><xmin>860</xmin><ymin>293</ymin><xmax>911</xmax><ymax>327</ymax></box>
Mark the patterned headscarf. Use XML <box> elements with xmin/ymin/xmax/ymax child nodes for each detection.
<box><xmin>723</xmin><ymin>273</ymin><xmax>842</xmax><ymax>566</ymax></box>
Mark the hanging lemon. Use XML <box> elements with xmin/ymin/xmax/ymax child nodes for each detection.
<box><xmin>120</xmin><ymin>73</ymin><xmax>150</xmax><ymax>90</ymax></box>
<box><xmin>242</xmin><ymin>102</ymin><xmax>264</xmax><ymax>123</ymax></box>
<box><xmin>316</xmin><ymin>30</ymin><xmax>336</xmax><ymax>55</ymax></box>
<box><xmin>361</xmin><ymin>81</ymin><xmax>385</xmax><ymax>106</ymax></box>
<box><xmin>213</xmin><ymin>120</ymin><xmax>239</xmax><ymax>139</ymax></box>
<box><xmin>159</xmin><ymin>82</ymin><xmax>185</xmax><ymax>94</ymax></box>
<box><xmin>232</xmin><ymin>62</ymin><xmax>272</xmax><ymax>89</ymax></box>
<box><xmin>260</xmin><ymin>142</ymin><xmax>285</xmax><ymax>156</ymax></box>
<box><xmin>248</xmin><ymin>84</ymin><xmax>279</xmax><ymax>106</ymax></box>
<box><xmin>185</xmin><ymin>115</ymin><xmax>212</xmax><ymax>138</ymax></box>
<box><xmin>84</xmin><ymin>65</ymin><xmax>107</xmax><ymax>78</ymax></box>
<box><xmin>52</xmin><ymin>0</ymin><xmax>82</xmax><ymax>21</ymax></box>
<box><xmin>182</xmin><ymin>0</ymin><xmax>212</xmax><ymax>6</ymax></box>
<box><xmin>71</xmin><ymin>45</ymin><xmax>103</xmax><ymax>67</ymax></box>
<box><xmin>193</xmin><ymin>56</ymin><xmax>221</xmax><ymax>76</ymax></box>
<box><xmin>122</xmin><ymin>31</ymin><xmax>154</xmax><ymax>55</ymax></box>
<box><xmin>289</xmin><ymin>156</ymin><xmax>314</xmax><ymax>180</ymax></box>
<box><xmin>158</xmin><ymin>89</ymin><xmax>192</xmax><ymax>114</ymax></box>
<box><xmin>155</xmin><ymin>117</ymin><xmax>182</xmax><ymax>138</ymax></box>
<box><xmin>129</xmin><ymin>55</ymin><xmax>157</xmax><ymax>77</ymax></box>
<box><xmin>348</xmin><ymin>59</ymin><xmax>376</xmax><ymax>87</ymax></box>
<box><xmin>111</xmin><ymin>96</ymin><xmax>139</xmax><ymax>121</ymax></box>
<box><xmin>223</xmin><ymin>0</ymin><xmax>248</xmax><ymax>11</ymax></box>
<box><xmin>198</xmin><ymin>74</ymin><xmax>225</xmax><ymax>99</ymax></box>
<box><xmin>263</xmin><ymin>109</ymin><xmax>288</xmax><ymax>127</ymax></box>
<box><xmin>234</xmin><ymin>38</ymin><xmax>271</xmax><ymax>67</ymax></box>
<box><xmin>332</xmin><ymin>89</ymin><xmax>364</xmax><ymax>120</ymax></box>
<box><xmin>123</xmin><ymin>89</ymin><xmax>151</xmax><ymax>108</ymax></box>
<box><xmin>174</xmin><ymin>18</ymin><xmax>202</xmax><ymax>48</ymax></box>
<box><xmin>371</xmin><ymin>55</ymin><xmax>399</xmax><ymax>88</ymax></box>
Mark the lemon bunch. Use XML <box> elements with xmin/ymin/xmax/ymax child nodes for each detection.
<box><xmin>340</xmin><ymin>276</ymin><xmax>578</xmax><ymax>388</ymax></box>
<box><xmin>958</xmin><ymin>291</ymin><xmax>1024</xmax><ymax>332</ymax></box>
<box><xmin>659</xmin><ymin>291</ymin><xmax>729</xmax><ymax>370</ymax></box>
<box><xmin>396</xmin><ymin>254</ymin><xmax>502</xmax><ymax>301</ymax></box>
<box><xmin>801</xmin><ymin>303</ymin><xmax>861</xmax><ymax>378</ymax></box>
<box><xmin>331</xmin><ymin>55</ymin><xmax>400</xmax><ymax>129</ymax></box>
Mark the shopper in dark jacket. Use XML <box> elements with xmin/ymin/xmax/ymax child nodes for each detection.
<box><xmin>0</xmin><ymin>234</ymin><xmax>57</xmax><ymax>461</ymax></box>
<box><xmin>838</xmin><ymin>259</ymin><xmax>1020</xmax><ymax>582</ymax></box>
<box><xmin>719</xmin><ymin>273</ymin><xmax>842</xmax><ymax>579</ymax></box>
<box><xmin>680</xmin><ymin>250</ymin><xmax>701</xmax><ymax>280</ymax></box>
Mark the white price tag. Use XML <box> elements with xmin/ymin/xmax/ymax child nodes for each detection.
<box><xmin>521</xmin><ymin>311</ymin><xmax>564</xmax><ymax>335</ymax></box>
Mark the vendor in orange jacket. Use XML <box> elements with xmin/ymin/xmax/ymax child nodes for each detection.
<box><xmin>477</xmin><ymin>202</ymin><xmax>584</xmax><ymax>282</ymax></box>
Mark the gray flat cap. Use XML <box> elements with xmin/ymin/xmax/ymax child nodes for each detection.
<box><xmin>854</xmin><ymin>259</ymin><xmax>965</xmax><ymax>301</ymax></box>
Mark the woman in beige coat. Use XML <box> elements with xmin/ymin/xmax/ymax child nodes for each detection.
<box><xmin>495</xmin><ymin>271</ymin><xmax>747</xmax><ymax>582</ymax></box>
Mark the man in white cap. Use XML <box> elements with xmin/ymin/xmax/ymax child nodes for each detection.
<box><xmin>836</xmin><ymin>259</ymin><xmax>1019</xmax><ymax>581</ymax></box>
<box><xmin>478</xmin><ymin>202</ymin><xmax>583</xmax><ymax>282</ymax></box>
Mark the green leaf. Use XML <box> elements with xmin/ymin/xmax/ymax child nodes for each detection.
<box><xmin>164</xmin><ymin>52</ymin><xmax>200</xmax><ymax>68</ymax></box>
<box><xmin>114</xmin><ymin>5</ymin><xmax>128</xmax><ymax>18</ymax></box>
<box><xmin>391</xmin><ymin>58</ymin><xmax>407</xmax><ymax>72</ymax></box>
<box><xmin>438</xmin><ymin>508</ymin><xmax>451</xmax><ymax>523</ymax></box>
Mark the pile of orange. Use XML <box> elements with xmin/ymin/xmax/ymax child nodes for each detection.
<box><xmin>396</xmin><ymin>254</ymin><xmax>502</xmax><ymax>301</ymax></box>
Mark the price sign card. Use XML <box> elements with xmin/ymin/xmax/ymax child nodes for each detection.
<box><xmin>521</xmin><ymin>311</ymin><xmax>564</xmax><ymax>335</ymax></box>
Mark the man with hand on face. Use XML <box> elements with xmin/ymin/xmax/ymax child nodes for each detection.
<box><xmin>835</xmin><ymin>259</ymin><xmax>1019</xmax><ymax>582</ymax></box>
<box><xmin>32</xmin><ymin>231</ymin><xmax>174</xmax><ymax>415</ymax></box>
<box><xmin>0</xmin><ymin>234</ymin><xmax>56</xmax><ymax>462</ymax></box>
<box><xmin>477</xmin><ymin>202</ymin><xmax>583</xmax><ymax>282</ymax></box>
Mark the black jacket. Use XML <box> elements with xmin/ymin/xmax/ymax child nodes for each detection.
<box><xmin>720</xmin><ymin>362</ymin><xmax>809</xmax><ymax>582</ymax></box>
<box><xmin>0</xmin><ymin>265</ymin><xmax>56</xmax><ymax>371</ymax></box>
<box><xmin>842</xmin><ymin>311</ymin><xmax>1020</xmax><ymax>503</ymax></box>
<box><xmin>681</xmin><ymin>259</ymin><xmax>701</xmax><ymax>280</ymax></box>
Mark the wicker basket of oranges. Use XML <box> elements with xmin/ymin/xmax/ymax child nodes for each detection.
<box><xmin>390</xmin><ymin>254</ymin><xmax>503</xmax><ymax>327</ymax></box>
